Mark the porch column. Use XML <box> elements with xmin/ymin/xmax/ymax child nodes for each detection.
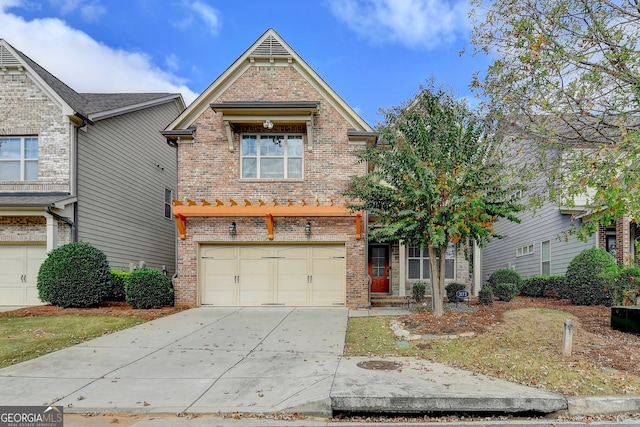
<box><xmin>45</xmin><ymin>213</ymin><xmax>58</xmax><ymax>252</ymax></box>
<box><xmin>399</xmin><ymin>242</ymin><xmax>406</xmax><ymax>297</ymax></box>
<box><xmin>473</xmin><ymin>240</ymin><xmax>481</xmax><ymax>296</ymax></box>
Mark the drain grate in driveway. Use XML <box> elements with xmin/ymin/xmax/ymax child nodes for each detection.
<box><xmin>356</xmin><ymin>360</ymin><xmax>402</xmax><ymax>370</ymax></box>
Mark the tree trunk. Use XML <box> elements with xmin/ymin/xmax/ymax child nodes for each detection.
<box><xmin>429</xmin><ymin>245</ymin><xmax>448</xmax><ymax>317</ymax></box>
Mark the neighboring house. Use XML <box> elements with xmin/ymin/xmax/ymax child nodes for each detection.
<box><xmin>0</xmin><ymin>39</ymin><xmax>185</xmax><ymax>305</ymax></box>
<box><xmin>162</xmin><ymin>29</ymin><xmax>471</xmax><ymax>308</ymax></box>
<box><xmin>481</xmin><ymin>132</ymin><xmax>638</xmax><ymax>281</ymax></box>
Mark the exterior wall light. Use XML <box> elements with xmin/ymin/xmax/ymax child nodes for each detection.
<box><xmin>229</xmin><ymin>221</ymin><xmax>236</xmax><ymax>236</ymax></box>
<box><xmin>305</xmin><ymin>221</ymin><xmax>311</xmax><ymax>236</ymax></box>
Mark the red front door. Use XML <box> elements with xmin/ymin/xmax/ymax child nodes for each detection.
<box><xmin>368</xmin><ymin>245</ymin><xmax>390</xmax><ymax>293</ymax></box>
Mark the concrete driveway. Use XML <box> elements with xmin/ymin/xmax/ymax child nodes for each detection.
<box><xmin>0</xmin><ymin>307</ymin><xmax>347</xmax><ymax>415</ymax></box>
<box><xmin>0</xmin><ymin>306</ymin><xmax>574</xmax><ymax>418</ymax></box>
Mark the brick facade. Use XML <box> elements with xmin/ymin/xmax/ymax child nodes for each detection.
<box><xmin>173</xmin><ymin>61</ymin><xmax>369</xmax><ymax>308</ymax></box>
<box><xmin>598</xmin><ymin>216</ymin><xmax>637</xmax><ymax>266</ymax></box>
<box><xmin>0</xmin><ymin>72</ymin><xmax>71</xmax><ymax>193</ymax></box>
<box><xmin>0</xmin><ymin>64</ymin><xmax>72</xmax><ymax>247</ymax></box>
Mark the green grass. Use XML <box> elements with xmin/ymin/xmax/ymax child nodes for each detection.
<box><xmin>0</xmin><ymin>316</ymin><xmax>144</xmax><ymax>368</ymax></box>
<box><xmin>345</xmin><ymin>308</ymin><xmax>640</xmax><ymax>396</ymax></box>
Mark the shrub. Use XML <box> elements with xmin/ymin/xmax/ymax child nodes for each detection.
<box><xmin>565</xmin><ymin>247</ymin><xmax>616</xmax><ymax>306</ymax></box>
<box><xmin>520</xmin><ymin>275</ymin><xmax>565</xmax><ymax>298</ymax></box>
<box><xmin>494</xmin><ymin>282</ymin><xmax>519</xmax><ymax>302</ymax></box>
<box><xmin>445</xmin><ymin>282</ymin><xmax>466</xmax><ymax>303</ymax></box>
<box><xmin>106</xmin><ymin>270</ymin><xmax>129</xmax><ymax>301</ymax></box>
<box><xmin>37</xmin><ymin>242</ymin><xmax>111</xmax><ymax>308</ymax></box>
<box><xmin>605</xmin><ymin>266</ymin><xmax>640</xmax><ymax>306</ymax></box>
<box><xmin>125</xmin><ymin>268</ymin><xmax>173</xmax><ymax>309</ymax></box>
<box><xmin>478</xmin><ymin>283</ymin><xmax>493</xmax><ymax>305</ymax></box>
<box><xmin>488</xmin><ymin>268</ymin><xmax>522</xmax><ymax>289</ymax></box>
<box><xmin>412</xmin><ymin>282</ymin><xmax>427</xmax><ymax>302</ymax></box>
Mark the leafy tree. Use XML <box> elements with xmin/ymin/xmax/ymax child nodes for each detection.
<box><xmin>470</xmin><ymin>0</ymin><xmax>640</xmax><ymax>235</ymax></box>
<box><xmin>345</xmin><ymin>83</ymin><xmax>523</xmax><ymax>316</ymax></box>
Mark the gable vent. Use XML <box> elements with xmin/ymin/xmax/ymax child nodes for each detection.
<box><xmin>252</xmin><ymin>35</ymin><xmax>290</xmax><ymax>57</ymax></box>
<box><xmin>0</xmin><ymin>45</ymin><xmax>20</xmax><ymax>68</ymax></box>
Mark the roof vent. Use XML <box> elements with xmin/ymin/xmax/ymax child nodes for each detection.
<box><xmin>0</xmin><ymin>45</ymin><xmax>20</xmax><ymax>68</ymax></box>
<box><xmin>252</xmin><ymin>35</ymin><xmax>290</xmax><ymax>57</ymax></box>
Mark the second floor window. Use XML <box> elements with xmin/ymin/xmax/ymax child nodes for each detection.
<box><xmin>241</xmin><ymin>134</ymin><xmax>303</xmax><ymax>179</ymax></box>
<box><xmin>0</xmin><ymin>137</ymin><xmax>38</xmax><ymax>181</ymax></box>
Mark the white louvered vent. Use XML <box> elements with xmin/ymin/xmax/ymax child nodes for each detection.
<box><xmin>252</xmin><ymin>35</ymin><xmax>290</xmax><ymax>57</ymax></box>
<box><xmin>0</xmin><ymin>45</ymin><xmax>20</xmax><ymax>67</ymax></box>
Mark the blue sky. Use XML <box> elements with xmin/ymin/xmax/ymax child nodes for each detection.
<box><xmin>0</xmin><ymin>0</ymin><xmax>490</xmax><ymax>127</ymax></box>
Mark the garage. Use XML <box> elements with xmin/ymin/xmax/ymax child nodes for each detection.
<box><xmin>0</xmin><ymin>245</ymin><xmax>46</xmax><ymax>305</ymax></box>
<box><xmin>199</xmin><ymin>244</ymin><xmax>345</xmax><ymax>306</ymax></box>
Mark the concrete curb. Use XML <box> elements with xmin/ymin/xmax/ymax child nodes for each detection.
<box><xmin>565</xmin><ymin>396</ymin><xmax>640</xmax><ymax>416</ymax></box>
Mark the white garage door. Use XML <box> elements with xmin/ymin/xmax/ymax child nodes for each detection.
<box><xmin>200</xmin><ymin>244</ymin><xmax>345</xmax><ymax>306</ymax></box>
<box><xmin>0</xmin><ymin>245</ymin><xmax>47</xmax><ymax>305</ymax></box>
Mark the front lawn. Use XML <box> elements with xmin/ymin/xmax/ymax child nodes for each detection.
<box><xmin>345</xmin><ymin>298</ymin><xmax>640</xmax><ymax>396</ymax></box>
<box><xmin>0</xmin><ymin>315</ymin><xmax>144</xmax><ymax>368</ymax></box>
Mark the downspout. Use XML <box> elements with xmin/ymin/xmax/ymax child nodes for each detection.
<box><xmin>71</xmin><ymin>113</ymin><xmax>93</xmax><ymax>242</ymax></box>
<box><xmin>46</xmin><ymin>206</ymin><xmax>75</xmax><ymax>237</ymax></box>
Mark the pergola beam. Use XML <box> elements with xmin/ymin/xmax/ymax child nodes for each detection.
<box><xmin>172</xmin><ymin>198</ymin><xmax>361</xmax><ymax>241</ymax></box>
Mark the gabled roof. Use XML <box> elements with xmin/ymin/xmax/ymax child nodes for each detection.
<box><xmin>165</xmin><ymin>28</ymin><xmax>373</xmax><ymax>134</ymax></box>
<box><xmin>0</xmin><ymin>39</ymin><xmax>184</xmax><ymax>122</ymax></box>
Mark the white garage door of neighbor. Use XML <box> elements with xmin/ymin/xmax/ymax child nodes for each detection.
<box><xmin>0</xmin><ymin>245</ymin><xmax>47</xmax><ymax>305</ymax></box>
<box><xmin>200</xmin><ymin>244</ymin><xmax>345</xmax><ymax>306</ymax></box>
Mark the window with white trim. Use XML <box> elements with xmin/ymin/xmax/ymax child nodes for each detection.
<box><xmin>541</xmin><ymin>240</ymin><xmax>551</xmax><ymax>274</ymax></box>
<box><xmin>0</xmin><ymin>137</ymin><xmax>38</xmax><ymax>181</ymax></box>
<box><xmin>407</xmin><ymin>243</ymin><xmax>455</xmax><ymax>280</ymax></box>
<box><xmin>516</xmin><ymin>244</ymin><xmax>534</xmax><ymax>257</ymax></box>
<box><xmin>241</xmin><ymin>134</ymin><xmax>303</xmax><ymax>179</ymax></box>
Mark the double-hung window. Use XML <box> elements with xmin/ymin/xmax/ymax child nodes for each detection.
<box><xmin>541</xmin><ymin>240</ymin><xmax>551</xmax><ymax>275</ymax></box>
<box><xmin>0</xmin><ymin>137</ymin><xmax>38</xmax><ymax>181</ymax></box>
<box><xmin>407</xmin><ymin>243</ymin><xmax>455</xmax><ymax>280</ymax></box>
<box><xmin>241</xmin><ymin>134</ymin><xmax>303</xmax><ymax>179</ymax></box>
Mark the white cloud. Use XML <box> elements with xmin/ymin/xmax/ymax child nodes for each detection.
<box><xmin>79</xmin><ymin>2</ymin><xmax>106</xmax><ymax>22</ymax></box>
<box><xmin>189</xmin><ymin>1</ymin><xmax>221</xmax><ymax>35</ymax></box>
<box><xmin>173</xmin><ymin>1</ymin><xmax>221</xmax><ymax>35</ymax></box>
<box><xmin>0</xmin><ymin>3</ymin><xmax>198</xmax><ymax>104</ymax></box>
<box><xmin>326</xmin><ymin>0</ymin><xmax>469</xmax><ymax>49</ymax></box>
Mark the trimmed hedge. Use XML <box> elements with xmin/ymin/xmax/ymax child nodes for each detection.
<box><xmin>125</xmin><ymin>268</ymin><xmax>173</xmax><ymax>309</ymax></box>
<box><xmin>445</xmin><ymin>282</ymin><xmax>466</xmax><ymax>303</ymax></box>
<box><xmin>106</xmin><ymin>270</ymin><xmax>129</xmax><ymax>301</ymax></box>
<box><xmin>479</xmin><ymin>283</ymin><xmax>494</xmax><ymax>305</ymax></box>
<box><xmin>520</xmin><ymin>275</ymin><xmax>565</xmax><ymax>298</ymax></box>
<box><xmin>488</xmin><ymin>268</ymin><xmax>522</xmax><ymax>288</ymax></box>
<box><xmin>610</xmin><ymin>266</ymin><xmax>640</xmax><ymax>306</ymax></box>
<box><xmin>494</xmin><ymin>282</ymin><xmax>519</xmax><ymax>302</ymax></box>
<box><xmin>565</xmin><ymin>247</ymin><xmax>616</xmax><ymax>306</ymax></box>
<box><xmin>37</xmin><ymin>242</ymin><xmax>111</xmax><ymax>308</ymax></box>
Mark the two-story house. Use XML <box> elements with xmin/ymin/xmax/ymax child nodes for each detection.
<box><xmin>163</xmin><ymin>29</ymin><xmax>471</xmax><ymax>308</ymax></box>
<box><xmin>481</xmin><ymin>129</ymin><xmax>638</xmax><ymax>280</ymax></box>
<box><xmin>0</xmin><ymin>39</ymin><xmax>185</xmax><ymax>305</ymax></box>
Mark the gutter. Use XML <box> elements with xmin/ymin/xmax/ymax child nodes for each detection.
<box><xmin>46</xmin><ymin>206</ymin><xmax>75</xmax><ymax>238</ymax></box>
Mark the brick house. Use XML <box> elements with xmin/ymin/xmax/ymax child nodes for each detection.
<box><xmin>163</xmin><ymin>29</ymin><xmax>472</xmax><ymax>308</ymax></box>
<box><xmin>0</xmin><ymin>39</ymin><xmax>185</xmax><ymax>305</ymax></box>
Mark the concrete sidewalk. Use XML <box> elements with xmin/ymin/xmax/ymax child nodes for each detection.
<box><xmin>0</xmin><ymin>306</ymin><xmax>632</xmax><ymax>420</ymax></box>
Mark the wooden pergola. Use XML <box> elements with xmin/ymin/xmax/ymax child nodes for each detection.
<box><xmin>172</xmin><ymin>198</ymin><xmax>362</xmax><ymax>241</ymax></box>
